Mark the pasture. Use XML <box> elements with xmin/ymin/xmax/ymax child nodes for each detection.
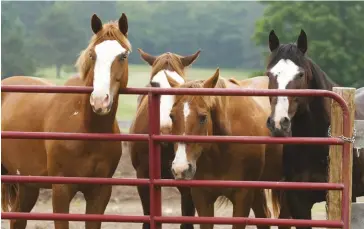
<box><xmin>35</xmin><ymin>64</ymin><xmax>252</xmax><ymax>124</ymax></box>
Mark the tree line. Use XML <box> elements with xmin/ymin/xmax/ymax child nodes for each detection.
<box><xmin>1</xmin><ymin>1</ymin><xmax>363</xmax><ymax>87</ymax></box>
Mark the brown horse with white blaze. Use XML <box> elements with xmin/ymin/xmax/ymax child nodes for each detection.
<box><xmin>128</xmin><ymin>49</ymin><xmax>201</xmax><ymax>229</ymax></box>
<box><xmin>167</xmin><ymin>69</ymin><xmax>284</xmax><ymax>229</ymax></box>
<box><xmin>1</xmin><ymin>14</ymin><xmax>131</xmax><ymax>229</ymax></box>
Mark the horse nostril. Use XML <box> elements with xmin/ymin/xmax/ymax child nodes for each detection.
<box><xmin>280</xmin><ymin>117</ymin><xmax>290</xmax><ymax>129</ymax></box>
<box><xmin>103</xmin><ymin>94</ymin><xmax>110</xmax><ymax>106</ymax></box>
<box><xmin>187</xmin><ymin>163</ymin><xmax>192</xmax><ymax>172</ymax></box>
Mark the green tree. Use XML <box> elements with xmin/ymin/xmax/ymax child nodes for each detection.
<box><xmin>1</xmin><ymin>8</ymin><xmax>35</xmax><ymax>78</ymax></box>
<box><xmin>32</xmin><ymin>2</ymin><xmax>83</xmax><ymax>78</ymax></box>
<box><xmin>253</xmin><ymin>2</ymin><xmax>364</xmax><ymax>87</ymax></box>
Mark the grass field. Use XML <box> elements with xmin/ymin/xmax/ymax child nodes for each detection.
<box><xmin>35</xmin><ymin>64</ymin><xmax>253</xmax><ymax>122</ymax></box>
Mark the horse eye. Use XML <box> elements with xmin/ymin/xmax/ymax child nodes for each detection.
<box><xmin>119</xmin><ymin>53</ymin><xmax>128</xmax><ymax>61</ymax></box>
<box><xmin>297</xmin><ymin>72</ymin><xmax>304</xmax><ymax>78</ymax></box>
<box><xmin>89</xmin><ymin>53</ymin><xmax>95</xmax><ymax>60</ymax></box>
<box><xmin>199</xmin><ymin>115</ymin><xmax>207</xmax><ymax>124</ymax></box>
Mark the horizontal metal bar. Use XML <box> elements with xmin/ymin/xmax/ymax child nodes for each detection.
<box><xmin>1</xmin><ymin>176</ymin><xmax>343</xmax><ymax>190</ymax></box>
<box><xmin>1</xmin><ymin>176</ymin><xmax>149</xmax><ymax>185</ymax></box>
<box><xmin>153</xmin><ymin>135</ymin><xmax>344</xmax><ymax>145</ymax></box>
<box><xmin>1</xmin><ymin>131</ymin><xmax>148</xmax><ymax>141</ymax></box>
<box><xmin>1</xmin><ymin>85</ymin><xmax>349</xmax><ymax>125</ymax></box>
<box><xmin>1</xmin><ymin>85</ymin><xmax>92</xmax><ymax>94</ymax></box>
<box><xmin>1</xmin><ymin>213</ymin><xmax>343</xmax><ymax>228</ymax></box>
<box><xmin>154</xmin><ymin>179</ymin><xmax>343</xmax><ymax>190</ymax></box>
<box><xmin>1</xmin><ymin>131</ymin><xmax>344</xmax><ymax>145</ymax></box>
<box><xmin>0</xmin><ymin>85</ymin><xmax>345</xmax><ymax>100</ymax></box>
<box><xmin>1</xmin><ymin>212</ymin><xmax>150</xmax><ymax>223</ymax></box>
<box><xmin>155</xmin><ymin>216</ymin><xmax>343</xmax><ymax>227</ymax></box>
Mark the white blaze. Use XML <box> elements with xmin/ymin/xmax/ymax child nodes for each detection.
<box><xmin>172</xmin><ymin>103</ymin><xmax>191</xmax><ymax>169</ymax></box>
<box><xmin>183</xmin><ymin>102</ymin><xmax>190</xmax><ymax>125</ymax></box>
<box><xmin>151</xmin><ymin>70</ymin><xmax>185</xmax><ymax>128</ymax></box>
<box><xmin>269</xmin><ymin>59</ymin><xmax>300</xmax><ymax>125</ymax></box>
<box><xmin>93</xmin><ymin>40</ymin><xmax>126</xmax><ymax>97</ymax></box>
<box><xmin>173</xmin><ymin>143</ymin><xmax>188</xmax><ymax>165</ymax></box>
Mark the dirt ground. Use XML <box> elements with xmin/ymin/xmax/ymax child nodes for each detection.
<box><xmin>1</xmin><ymin>148</ymin><xmax>362</xmax><ymax>229</ymax></box>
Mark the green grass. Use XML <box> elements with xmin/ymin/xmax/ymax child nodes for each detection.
<box><xmin>35</xmin><ymin>64</ymin><xmax>252</xmax><ymax>122</ymax></box>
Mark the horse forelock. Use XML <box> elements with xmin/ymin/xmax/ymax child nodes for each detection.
<box><xmin>151</xmin><ymin>53</ymin><xmax>185</xmax><ymax>79</ymax></box>
<box><xmin>75</xmin><ymin>22</ymin><xmax>132</xmax><ymax>81</ymax></box>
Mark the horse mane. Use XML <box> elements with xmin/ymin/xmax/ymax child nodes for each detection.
<box><xmin>151</xmin><ymin>53</ymin><xmax>185</xmax><ymax>78</ymax></box>
<box><xmin>267</xmin><ymin>43</ymin><xmax>339</xmax><ymax>122</ymax></box>
<box><xmin>75</xmin><ymin>22</ymin><xmax>132</xmax><ymax>81</ymax></box>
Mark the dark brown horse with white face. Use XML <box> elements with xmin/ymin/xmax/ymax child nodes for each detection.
<box><xmin>265</xmin><ymin>29</ymin><xmax>364</xmax><ymax>229</ymax></box>
<box><xmin>167</xmin><ymin>69</ymin><xmax>287</xmax><ymax>229</ymax></box>
<box><xmin>127</xmin><ymin>49</ymin><xmax>200</xmax><ymax>229</ymax></box>
<box><xmin>1</xmin><ymin>14</ymin><xmax>131</xmax><ymax>229</ymax></box>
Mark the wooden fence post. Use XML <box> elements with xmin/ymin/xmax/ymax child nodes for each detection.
<box><xmin>327</xmin><ymin>87</ymin><xmax>356</xmax><ymax>229</ymax></box>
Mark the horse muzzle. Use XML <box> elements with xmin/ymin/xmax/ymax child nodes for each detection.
<box><xmin>90</xmin><ymin>93</ymin><xmax>113</xmax><ymax>115</ymax></box>
<box><xmin>266</xmin><ymin>116</ymin><xmax>292</xmax><ymax>137</ymax></box>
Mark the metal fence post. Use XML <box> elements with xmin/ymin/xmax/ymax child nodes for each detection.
<box><xmin>148</xmin><ymin>92</ymin><xmax>162</xmax><ymax>229</ymax></box>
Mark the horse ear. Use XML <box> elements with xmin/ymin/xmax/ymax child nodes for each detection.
<box><xmin>118</xmin><ymin>13</ymin><xmax>128</xmax><ymax>36</ymax></box>
<box><xmin>138</xmin><ymin>48</ymin><xmax>157</xmax><ymax>66</ymax></box>
<box><xmin>164</xmin><ymin>71</ymin><xmax>182</xmax><ymax>88</ymax></box>
<box><xmin>180</xmin><ymin>49</ymin><xmax>201</xmax><ymax>67</ymax></box>
<box><xmin>91</xmin><ymin>14</ymin><xmax>103</xmax><ymax>34</ymax></box>
<box><xmin>269</xmin><ymin>30</ymin><xmax>280</xmax><ymax>52</ymax></box>
<box><xmin>203</xmin><ymin>68</ymin><xmax>219</xmax><ymax>88</ymax></box>
<box><xmin>297</xmin><ymin>29</ymin><xmax>307</xmax><ymax>54</ymax></box>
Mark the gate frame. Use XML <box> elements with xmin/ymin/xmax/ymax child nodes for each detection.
<box><xmin>1</xmin><ymin>85</ymin><xmax>355</xmax><ymax>229</ymax></box>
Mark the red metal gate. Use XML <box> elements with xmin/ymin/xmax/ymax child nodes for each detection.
<box><xmin>1</xmin><ymin>85</ymin><xmax>352</xmax><ymax>228</ymax></box>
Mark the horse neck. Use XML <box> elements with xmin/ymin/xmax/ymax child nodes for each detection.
<box><xmin>291</xmin><ymin>71</ymin><xmax>332</xmax><ymax>138</ymax></box>
<box><xmin>81</xmin><ymin>71</ymin><xmax>119</xmax><ymax>133</ymax></box>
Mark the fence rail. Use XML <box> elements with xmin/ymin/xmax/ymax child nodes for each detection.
<box><xmin>1</xmin><ymin>85</ymin><xmax>353</xmax><ymax>228</ymax></box>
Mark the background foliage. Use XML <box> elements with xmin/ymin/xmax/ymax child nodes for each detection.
<box><xmin>2</xmin><ymin>1</ymin><xmax>363</xmax><ymax>87</ymax></box>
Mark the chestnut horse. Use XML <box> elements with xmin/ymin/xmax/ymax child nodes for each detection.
<box><xmin>167</xmin><ymin>69</ymin><xmax>284</xmax><ymax>229</ymax></box>
<box><xmin>265</xmin><ymin>29</ymin><xmax>364</xmax><ymax>229</ymax></box>
<box><xmin>128</xmin><ymin>49</ymin><xmax>200</xmax><ymax>229</ymax></box>
<box><xmin>1</xmin><ymin>14</ymin><xmax>131</xmax><ymax>229</ymax></box>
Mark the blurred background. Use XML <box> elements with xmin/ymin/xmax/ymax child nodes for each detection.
<box><xmin>2</xmin><ymin>1</ymin><xmax>364</xmax><ymax>125</ymax></box>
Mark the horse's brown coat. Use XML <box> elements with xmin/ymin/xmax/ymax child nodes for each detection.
<box><xmin>1</xmin><ymin>14</ymin><xmax>131</xmax><ymax>229</ymax></box>
<box><xmin>128</xmin><ymin>50</ymin><xmax>200</xmax><ymax>229</ymax></box>
<box><xmin>168</xmin><ymin>71</ymin><xmax>286</xmax><ymax>229</ymax></box>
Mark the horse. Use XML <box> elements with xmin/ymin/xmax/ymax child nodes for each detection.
<box><xmin>127</xmin><ymin>49</ymin><xmax>201</xmax><ymax>229</ymax></box>
<box><xmin>1</xmin><ymin>14</ymin><xmax>131</xmax><ymax>229</ymax></box>
<box><xmin>265</xmin><ymin>29</ymin><xmax>364</xmax><ymax>229</ymax></box>
<box><xmin>166</xmin><ymin>69</ymin><xmax>285</xmax><ymax>229</ymax></box>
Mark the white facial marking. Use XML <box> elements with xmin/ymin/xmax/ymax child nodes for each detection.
<box><xmin>269</xmin><ymin>59</ymin><xmax>300</xmax><ymax>125</ymax></box>
<box><xmin>93</xmin><ymin>40</ymin><xmax>126</xmax><ymax>97</ymax></box>
<box><xmin>173</xmin><ymin>143</ymin><xmax>188</xmax><ymax>165</ymax></box>
<box><xmin>16</xmin><ymin>169</ymin><xmax>20</xmax><ymax>175</ymax></box>
<box><xmin>151</xmin><ymin>70</ymin><xmax>185</xmax><ymax>87</ymax></box>
<box><xmin>183</xmin><ymin>102</ymin><xmax>190</xmax><ymax>126</ymax></box>
<box><xmin>153</xmin><ymin>70</ymin><xmax>185</xmax><ymax>129</ymax></box>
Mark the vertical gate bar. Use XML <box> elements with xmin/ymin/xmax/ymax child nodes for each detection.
<box><xmin>341</xmin><ymin>113</ymin><xmax>351</xmax><ymax>229</ymax></box>
<box><xmin>148</xmin><ymin>92</ymin><xmax>162</xmax><ymax>229</ymax></box>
